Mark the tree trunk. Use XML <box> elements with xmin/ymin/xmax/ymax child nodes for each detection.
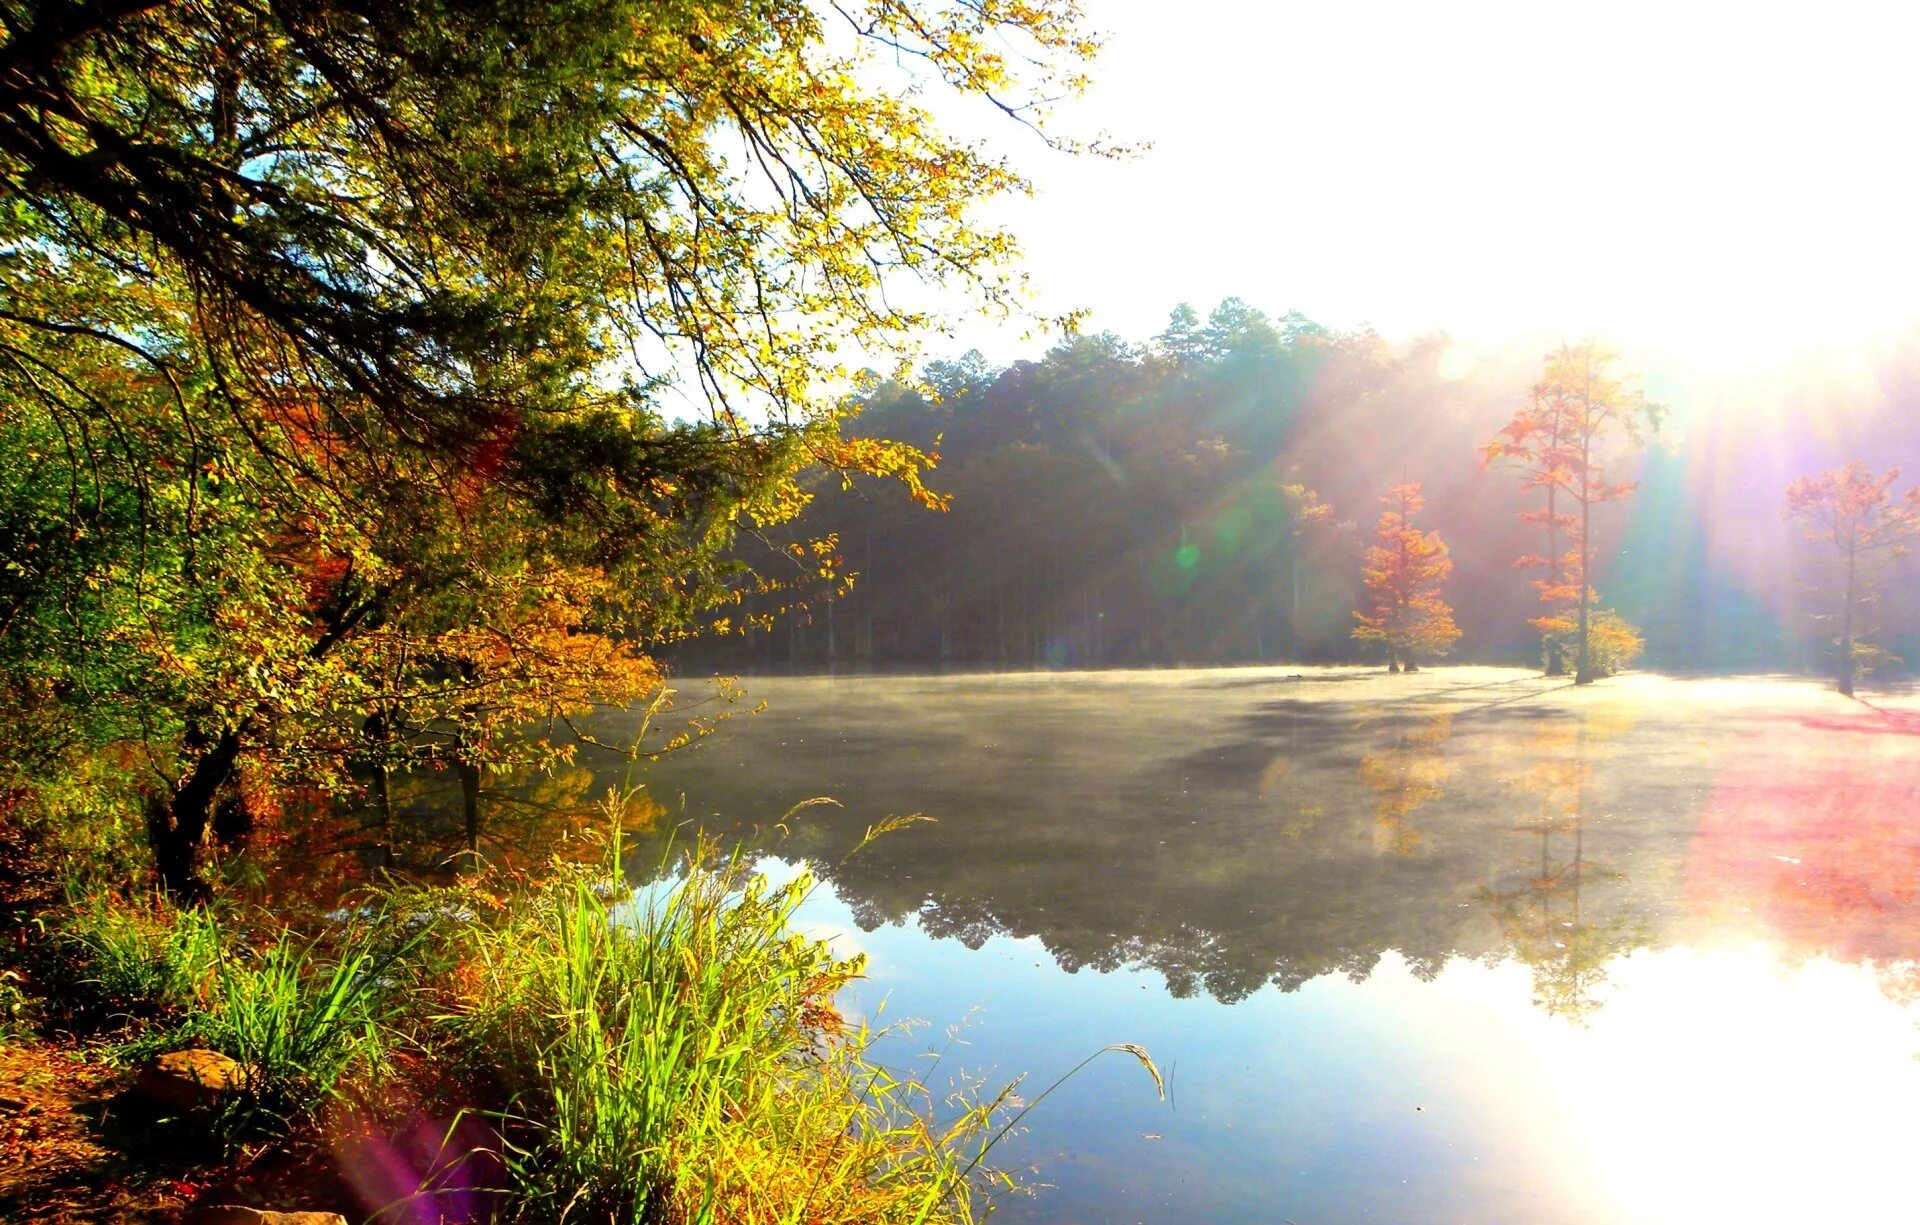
<box><xmin>458</xmin><ymin>757</ymin><xmax>481</xmax><ymax>863</ymax></box>
<box><xmin>146</xmin><ymin>727</ymin><xmax>243</xmax><ymax>903</ymax></box>
<box><xmin>1291</xmin><ymin>562</ymin><xmax>1302</xmax><ymax>636</ymax></box>
<box><xmin>365</xmin><ymin>710</ymin><xmax>395</xmax><ymax>868</ymax></box>
<box><xmin>1840</xmin><ymin>542</ymin><xmax>1857</xmax><ymax>697</ymax></box>
<box><xmin>1544</xmin><ymin>484</ymin><xmax>1566</xmax><ymax>676</ymax></box>
<box><xmin>1574</xmin><ymin>384</ymin><xmax>1595</xmax><ymax>684</ymax></box>
<box><xmin>210</xmin><ymin>792</ymin><xmax>253</xmax><ymax>850</ymax></box>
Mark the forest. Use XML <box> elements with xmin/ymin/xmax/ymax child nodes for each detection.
<box><xmin>679</xmin><ymin>301</ymin><xmax>1920</xmax><ymax>680</ymax></box>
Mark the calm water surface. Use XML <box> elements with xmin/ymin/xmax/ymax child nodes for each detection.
<box><xmin>628</xmin><ymin>667</ymin><xmax>1920</xmax><ymax>1225</ymax></box>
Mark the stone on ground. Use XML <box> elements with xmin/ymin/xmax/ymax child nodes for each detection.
<box><xmin>132</xmin><ymin>1049</ymin><xmax>248</xmax><ymax>1112</ymax></box>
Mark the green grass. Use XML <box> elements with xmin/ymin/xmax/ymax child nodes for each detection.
<box><xmin>427</xmin><ymin>829</ymin><xmax>1154</xmax><ymax>1225</ymax></box>
<box><xmin>20</xmin><ymin>810</ymin><xmax>1158</xmax><ymax>1222</ymax></box>
<box><xmin>197</xmin><ymin>928</ymin><xmax>399</xmax><ymax>1143</ymax></box>
<box><xmin>49</xmin><ymin>892</ymin><xmax>222</xmax><ymax>1023</ymax></box>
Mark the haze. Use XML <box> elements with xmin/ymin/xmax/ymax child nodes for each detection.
<box><xmin>959</xmin><ymin>0</ymin><xmax>1920</xmax><ymax>382</ymax></box>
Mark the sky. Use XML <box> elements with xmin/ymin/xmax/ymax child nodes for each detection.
<box><xmin>931</xmin><ymin>0</ymin><xmax>1920</xmax><ymax>385</ymax></box>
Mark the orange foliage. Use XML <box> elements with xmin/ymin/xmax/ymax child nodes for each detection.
<box><xmin>1351</xmin><ymin>483</ymin><xmax>1460</xmax><ymax>668</ymax></box>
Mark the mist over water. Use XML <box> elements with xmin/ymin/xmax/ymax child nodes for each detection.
<box><xmin>627</xmin><ymin>667</ymin><xmax>1920</xmax><ymax>1224</ymax></box>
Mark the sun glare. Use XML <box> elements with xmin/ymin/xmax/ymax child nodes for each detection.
<box><xmin>1553</xmin><ymin>948</ymin><xmax>1920</xmax><ymax>1224</ymax></box>
<box><xmin>979</xmin><ymin>0</ymin><xmax>1920</xmax><ymax>386</ymax></box>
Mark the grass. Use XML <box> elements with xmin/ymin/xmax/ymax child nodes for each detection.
<box><xmin>13</xmin><ymin>806</ymin><xmax>1159</xmax><ymax>1223</ymax></box>
<box><xmin>47</xmin><ymin>898</ymin><xmax>398</xmax><ymax>1149</ymax></box>
<box><xmin>47</xmin><ymin>892</ymin><xmax>222</xmax><ymax>1025</ymax></box>
<box><xmin>197</xmin><ymin>929</ymin><xmax>399</xmax><ymax>1143</ymax></box>
<box><xmin>439</xmin><ymin>833</ymin><xmax>1024</xmax><ymax>1224</ymax></box>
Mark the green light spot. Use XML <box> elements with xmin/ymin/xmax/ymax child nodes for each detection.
<box><xmin>1174</xmin><ymin>544</ymin><xmax>1201</xmax><ymax>571</ymax></box>
<box><xmin>1211</xmin><ymin>504</ymin><xmax>1252</xmax><ymax>554</ymax></box>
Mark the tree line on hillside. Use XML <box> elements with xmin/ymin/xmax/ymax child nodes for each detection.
<box><xmin>675</xmin><ymin>309</ymin><xmax>1920</xmax><ymax>691</ymax></box>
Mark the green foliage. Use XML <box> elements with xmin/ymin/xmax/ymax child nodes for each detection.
<box><xmin>196</xmin><ymin>932</ymin><xmax>396</xmax><ymax>1145</ymax></box>
<box><xmin>0</xmin><ymin>0</ymin><xmax>1100</xmax><ymax>896</ymax></box>
<box><xmin>48</xmin><ymin>895</ymin><xmax>221</xmax><ymax>1026</ymax></box>
<box><xmin>445</xmin><ymin>838</ymin><xmax>989</xmax><ymax>1224</ymax></box>
<box><xmin>0</xmin><ymin>969</ymin><xmax>31</xmax><ymax>1040</ymax></box>
<box><xmin>689</xmin><ymin>307</ymin><xmax>1374</xmax><ymax>671</ymax></box>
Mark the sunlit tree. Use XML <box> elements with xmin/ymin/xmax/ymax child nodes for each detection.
<box><xmin>1484</xmin><ymin>386</ymin><xmax>1579</xmax><ymax>674</ymax></box>
<box><xmin>1487</xmin><ymin>342</ymin><xmax>1659</xmax><ymax>684</ymax></box>
<box><xmin>0</xmin><ymin>0</ymin><xmax>1101</xmax><ymax>897</ymax></box>
<box><xmin>1784</xmin><ymin>462</ymin><xmax>1920</xmax><ymax>696</ymax></box>
<box><xmin>1352</xmin><ymin>484</ymin><xmax>1459</xmax><ymax>672</ymax></box>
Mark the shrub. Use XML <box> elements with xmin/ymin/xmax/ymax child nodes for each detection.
<box><xmin>1585</xmin><ymin>608</ymin><xmax>1645</xmax><ymax>677</ymax></box>
<box><xmin>197</xmin><ymin>930</ymin><xmax>398</xmax><ymax>1143</ymax></box>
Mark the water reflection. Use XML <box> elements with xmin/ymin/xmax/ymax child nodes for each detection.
<box><xmin>571</xmin><ymin>670</ymin><xmax>1920</xmax><ymax>1222</ymax></box>
<box><xmin>1357</xmin><ymin>709</ymin><xmax>1453</xmax><ymax>857</ymax></box>
<box><xmin>1476</xmin><ymin>712</ymin><xmax>1645</xmax><ymax>1021</ymax></box>
<box><xmin>625</xmin><ymin>670</ymin><xmax>1920</xmax><ymax>1009</ymax></box>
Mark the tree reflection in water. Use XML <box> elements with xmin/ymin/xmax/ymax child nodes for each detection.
<box><xmin>434</xmin><ymin>672</ymin><xmax>1920</xmax><ymax>1021</ymax></box>
<box><xmin>1357</xmin><ymin>709</ymin><xmax>1454</xmax><ymax>857</ymax></box>
<box><xmin>1476</xmin><ymin>709</ymin><xmax>1646</xmax><ymax>1021</ymax></box>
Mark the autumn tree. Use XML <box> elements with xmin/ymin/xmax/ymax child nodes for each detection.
<box><xmin>1484</xmin><ymin>386</ymin><xmax>1580</xmax><ymax>674</ymax></box>
<box><xmin>1352</xmin><ymin>484</ymin><xmax>1460</xmax><ymax>672</ymax></box>
<box><xmin>1783</xmin><ymin>462</ymin><xmax>1920</xmax><ymax>697</ymax></box>
<box><xmin>1487</xmin><ymin>343</ymin><xmax>1658</xmax><ymax>684</ymax></box>
<box><xmin>0</xmin><ymin>0</ymin><xmax>1101</xmax><ymax>897</ymax></box>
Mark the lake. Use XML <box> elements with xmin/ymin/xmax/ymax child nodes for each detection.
<box><xmin>626</xmin><ymin>666</ymin><xmax>1920</xmax><ymax>1225</ymax></box>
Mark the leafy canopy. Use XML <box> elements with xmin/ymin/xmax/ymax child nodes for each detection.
<box><xmin>0</xmin><ymin>0</ymin><xmax>1102</xmax><ymax>861</ymax></box>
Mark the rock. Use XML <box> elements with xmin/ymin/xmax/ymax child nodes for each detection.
<box><xmin>191</xmin><ymin>1209</ymin><xmax>349</xmax><ymax>1225</ymax></box>
<box><xmin>133</xmin><ymin>1048</ymin><xmax>248</xmax><ymax>1112</ymax></box>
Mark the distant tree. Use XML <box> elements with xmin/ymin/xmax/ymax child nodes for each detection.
<box><xmin>1202</xmin><ymin>297</ymin><xmax>1281</xmax><ymax>361</ymax></box>
<box><xmin>1489</xmin><ymin>343</ymin><xmax>1659</xmax><ymax>684</ymax></box>
<box><xmin>923</xmin><ymin>350</ymin><xmax>1000</xmax><ymax>404</ymax></box>
<box><xmin>1279</xmin><ymin>483</ymin><xmax>1340</xmax><ymax>644</ymax></box>
<box><xmin>1352</xmin><ymin>484</ymin><xmax>1460</xmax><ymax>672</ymax></box>
<box><xmin>1783</xmin><ymin>462</ymin><xmax>1920</xmax><ymax>696</ymax></box>
<box><xmin>1484</xmin><ymin>386</ymin><xmax>1580</xmax><ymax>674</ymax></box>
<box><xmin>1155</xmin><ymin>304</ymin><xmax>1209</xmax><ymax>366</ymax></box>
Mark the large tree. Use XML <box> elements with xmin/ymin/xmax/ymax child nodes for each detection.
<box><xmin>0</xmin><ymin>0</ymin><xmax>1099</xmax><ymax>896</ymax></box>
<box><xmin>1487</xmin><ymin>343</ymin><xmax>1658</xmax><ymax>685</ymax></box>
<box><xmin>1484</xmin><ymin>386</ymin><xmax>1580</xmax><ymax>674</ymax></box>
<box><xmin>1783</xmin><ymin>462</ymin><xmax>1920</xmax><ymax>697</ymax></box>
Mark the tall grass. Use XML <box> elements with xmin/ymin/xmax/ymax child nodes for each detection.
<box><xmin>50</xmin><ymin>893</ymin><xmax>221</xmax><ymax>1022</ymax></box>
<box><xmin>26</xmin><ymin>805</ymin><xmax>1160</xmax><ymax>1220</ymax></box>
<box><xmin>437</xmin><ymin>831</ymin><xmax>1100</xmax><ymax>1225</ymax></box>
<box><xmin>50</xmin><ymin>891</ymin><xmax>403</xmax><ymax>1145</ymax></box>
<box><xmin>199</xmin><ymin>930</ymin><xmax>399</xmax><ymax>1142</ymax></box>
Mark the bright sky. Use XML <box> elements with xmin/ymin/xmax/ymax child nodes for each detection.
<box><xmin>943</xmin><ymin>0</ymin><xmax>1920</xmax><ymax>380</ymax></box>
